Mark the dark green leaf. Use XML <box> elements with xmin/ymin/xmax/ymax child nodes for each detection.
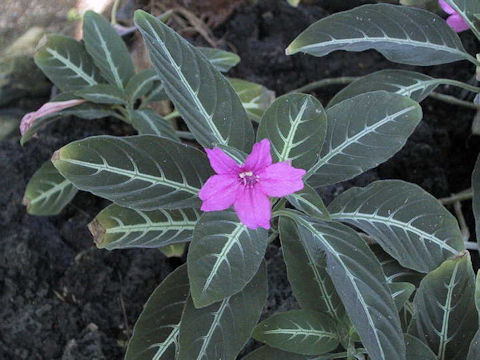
<box><xmin>229</xmin><ymin>78</ymin><xmax>275</xmax><ymax>122</ymax></box>
<box><xmin>89</xmin><ymin>204</ymin><xmax>200</xmax><ymax>250</ymax></box>
<box><xmin>279</xmin><ymin>217</ymin><xmax>344</xmax><ymax>319</ymax></box>
<box><xmin>134</xmin><ymin>10</ymin><xmax>254</xmax><ymax>151</ymax></box>
<box><xmin>328</xmin><ymin>70</ymin><xmax>439</xmax><ymax>108</ymax></box>
<box><xmin>34</xmin><ymin>34</ymin><xmax>101</xmax><ymax>91</ymax></box>
<box><xmin>75</xmin><ymin>84</ymin><xmax>127</xmax><ymax>104</ymax></box>
<box><xmin>473</xmin><ymin>153</ymin><xmax>480</xmax><ymax>243</ymax></box>
<box><xmin>278</xmin><ymin>210</ymin><xmax>405</xmax><ymax>360</ymax></box>
<box><xmin>198</xmin><ymin>47</ymin><xmax>240</xmax><ymax>72</ymax></box>
<box><xmin>307</xmin><ymin>91</ymin><xmax>422</xmax><ymax>187</ymax></box>
<box><xmin>409</xmin><ymin>252</ymin><xmax>478</xmax><ymax>360</ymax></box>
<box><xmin>287</xmin><ymin>4</ymin><xmax>474</xmax><ymax>66</ymax></box>
<box><xmin>52</xmin><ymin>135</ymin><xmax>212</xmax><ymax>210</ymax></box>
<box><xmin>467</xmin><ymin>272</ymin><xmax>480</xmax><ymax>359</ymax></box>
<box><xmin>257</xmin><ymin>93</ymin><xmax>327</xmax><ymax>170</ymax></box>
<box><xmin>253</xmin><ymin>310</ymin><xmax>339</xmax><ymax>355</ymax></box>
<box><xmin>286</xmin><ymin>184</ymin><xmax>330</xmax><ymax>220</ymax></box>
<box><xmin>129</xmin><ymin>109</ymin><xmax>179</xmax><ymax>141</ymax></box>
<box><xmin>178</xmin><ymin>262</ymin><xmax>267</xmax><ymax>360</ymax></box>
<box><xmin>125</xmin><ymin>69</ymin><xmax>158</xmax><ymax>102</ymax></box>
<box><xmin>188</xmin><ymin>210</ymin><xmax>268</xmax><ymax>308</ymax></box>
<box><xmin>83</xmin><ymin>11</ymin><xmax>135</xmax><ymax>88</ymax></box>
<box><xmin>23</xmin><ymin>160</ymin><xmax>77</xmax><ymax>215</ymax></box>
<box><xmin>329</xmin><ymin>180</ymin><xmax>465</xmax><ymax>273</ymax></box>
<box><xmin>389</xmin><ymin>282</ymin><xmax>415</xmax><ymax>311</ymax></box>
<box><xmin>125</xmin><ymin>264</ymin><xmax>189</xmax><ymax>360</ymax></box>
<box><xmin>242</xmin><ymin>346</ymin><xmax>317</xmax><ymax>360</ymax></box>
<box><xmin>405</xmin><ymin>334</ymin><xmax>437</xmax><ymax>360</ymax></box>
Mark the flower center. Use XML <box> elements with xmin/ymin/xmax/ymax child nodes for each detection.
<box><xmin>238</xmin><ymin>171</ymin><xmax>259</xmax><ymax>187</ymax></box>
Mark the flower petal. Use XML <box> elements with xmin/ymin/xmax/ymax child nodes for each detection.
<box><xmin>199</xmin><ymin>175</ymin><xmax>239</xmax><ymax>211</ymax></box>
<box><xmin>243</xmin><ymin>139</ymin><xmax>272</xmax><ymax>172</ymax></box>
<box><xmin>447</xmin><ymin>14</ymin><xmax>469</xmax><ymax>32</ymax></box>
<box><xmin>234</xmin><ymin>186</ymin><xmax>271</xmax><ymax>230</ymax></box>
<box><xmin>205</xmin><ymin>148</ymin><xmax>239</xmax><ymax>174</ymax></box>
<box><xmin>439</xmin><ymin>0</ymin><xmax>455</xmax><ymax>15</ymax></box>
<box><xmin>258</xmin><ymin>162</ymin><xmax>306</xmax><ymax>197</ymax></box>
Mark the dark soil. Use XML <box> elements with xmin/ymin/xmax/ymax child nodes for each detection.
<box><xmin>1</xmin><ymin>0</ymin><xmax>480</xmax><ymax>359</ymax></box>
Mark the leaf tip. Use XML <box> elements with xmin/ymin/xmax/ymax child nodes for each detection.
<box><xmin>88</xmin><ymin>218</ymin><xmax>107</xmax><ymax>248</ymax></box>
<box><xmin>51</xmin><ymin>150</ymin><xmax>61</xmax><ymax>164</ymax></box>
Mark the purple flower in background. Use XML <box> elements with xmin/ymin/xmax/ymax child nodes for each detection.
<box><xmin>439</xmin><ymin>0</ymin><xmax>469</xmax><ymax>32</ymax></box>
<box><xmin>199</xmin><ymin>139</ymin><xmax>306</xmax><ymax>230</ymax></box>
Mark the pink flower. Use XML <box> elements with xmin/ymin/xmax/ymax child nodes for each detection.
<box><xmin>20</xmin><ymin>99</ymin><xmax>86</xmax><ymax>135</ymax></box>
<box><xmin>439</xmin><ymin>0</ymin><xmax>469</xmax><ymax>32</ymax></box>
<box><xmin>199</xmin><ymin>139</ymin><xmax>306</xmax><ymax>230</ymax></box>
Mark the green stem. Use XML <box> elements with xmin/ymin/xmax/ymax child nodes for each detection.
<box><xmin>176</xmin><ymin>131</ymin><xmax>195</xmax><ymax>140</ymax></box>
<box><xmin>290</xmin><ymin>76</ymin><xmax>359</xmax><ymax>93</ymax></box>
<box><xmin>111</xmin><ymin>0</ymin><xmax>121</xmax><ymax>25</ymax></box>
<box><xmin>439</xmin><ymin>79</ymin><xmax>480</xmax><ymax>93</ymax></box>
<box><xmin>267</xmin><ymin>230</ymin><xmax>279</xmax><ymax>243</ymax></box>
<box><xmin>164</xmin><ymin>110</ymin><xmax>180</xmax><ymax>120</ymax></box>
<box><xmin>429</xmin><ymin>92</ymin><xmax>480</xmax><ymax>110</ymax></box>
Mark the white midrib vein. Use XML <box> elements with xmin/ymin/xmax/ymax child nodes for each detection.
<box><xmin>31</xmin><ymin>180</ymin><xmax>71</xmax><ymax>204</ymax></box>
<box><xmin>299</xmin><ymin>36</ymin><xmax>469</xmax><ymax>60</ymax></box>
<box><xmin>264</xmin><ymin>327</ymin><xmax>336</xmax><ymax>338</ymax></box>
<box><xmin>59</xmin><ymin>158</ymin><xmax>199</xmax><ymax>194</ymax></box>
<box><xmin>150</xmin><ymin>324</ymin><xmax>179</xmax><ymax>360</ymax></box>
<box><xmin>202</xmin><ymin>223</ymin><xmax>245</xmax><ymax>293</ymax></box>
<box><xmin>197</xmin><ymin>298</ymin><xmax>229</xmax><ymax>359</ymax></box>
<box><xmin>280</xmin><ymin>99</ymin><xmax>308</xmax><ymax>161</ymax></box>
<box><xmin>106</xmin><ymin>222</ymin><xmax>196</xmax><ymax>233</ymax></box>
<box><xmin>330</xmin><ymin>212</ymin><xmax>458</xmax><ymax>254</ymax></box>
<box><xmin>92</xmin><ymin>22</ymin><xmax>124</xmax><ymax>89</ymax></box>
<box><xmin>46</xmin><ymin>48</ymin><xmax>97</xmax><ymax>86</ymax></box>
<box><xmin>447</xmin><ymin>1</ymin><xmax>480</xmax><ymax>40</ymax></box>
<box><xmin>302</xmin><ymin>240</ymin><xmax>340</xmax><ymax>321</ymax></box>
<box><xmin>437</xmin><ymin>262</ymin><xmax>460</xmax><ymax>360</ymax></box>
<box><xmin>293</xmin><ymin>216</ymin><xmax>386</xmax><ymax>359</ymax></box>
<box><xmin>306</xmin><ymin>105</ymin><xmax>415</xmax><ymax>179</ymax></box>
<box><xmin>144</xmin><ymin>21</ymin><xmax>227</xmax><ymax>146</ymax></box>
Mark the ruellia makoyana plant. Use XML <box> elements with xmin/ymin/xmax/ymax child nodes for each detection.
<box><xmin>21</xmin><ymin>1</ymin><xmax>480</xmax><ymax>360</ymax></box>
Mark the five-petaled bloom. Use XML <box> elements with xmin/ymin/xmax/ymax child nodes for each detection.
<box><xmin>199</xmin><ymin>139</ymin><xmax>306</xmax><ymax>230</ymax></box>
<box><xmin>439</xmin><ymin>0</ymin><xmax>469</xmax><ymax>33</ymax></box>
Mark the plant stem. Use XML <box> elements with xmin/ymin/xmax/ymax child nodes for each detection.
<box><xmin>175</xmin><ymin>131</ymin><xmax>195</xmax><ymax>140</ymax></box>
<box><xmin>439</xmin><ymin>188</ymin><xmax>473</xmax><ymax>205</ymax></box>
<box><xmin>111</xmin><ymin>0</ymin><xmax>121</xmax><ymax>25</ymax></box>
<box><xmin>290</xmin><ymin>76</ymin><xmax>359</xmax><ymax>93</ymax></box>
<box><xmin>440</xmin><ymin>79</ymin><xmax>480</xmax><ymax>93</ymax></box>
<box><xmin>164</xmin><ymin>110</ymin><xmax>180</xmax><ymax>120</ymax></box>
<box><xmin>267</xmin><ymin>230</ymin><xmax>279</xmax><ymax>243</ymax></box>
<box><xmin>429</xmin><ymin>92</ymin><xmax>480</xmax><ymax>110</ymax></box>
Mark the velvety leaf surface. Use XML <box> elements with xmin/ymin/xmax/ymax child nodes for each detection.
<box><xmin>308</xmin><ymin>91</ymin><xmax>422</xmax><ymax>187</ymax></box>
<box><xmin>135</xmin><ymin>10</ymin><xmax>254</xmax><ymax>151</ymax></box>
<box><xmin>389</xmin><ymin>282</ymin><xmax>415</xmax><ymax>311</ymax></box>
<box><xmin>408</xmin><ymin>252</ymin><xmax>478</xmax><ymax>360</ymax></box>
<box><xmin>188</xmin><ymin>210</ymin><xmax>268</xmax><ymax>308</ymax></box>
<box><xmin>198</xmin><ymin>47</ymin><xmax>241</xmax><ymax>72</ymax></box>
<box><xmin>52</xmin><ymin>135</ymin><xmax>212</xmax><ymax>210</ymax></box>
<box><xmin>467</xmin><ymin>272</ymin><xmax>480</xmax><ymax>359</ymax></box>
<box><xmin>328</xmin><ymin>70</ymin><xmax>439</xmax><ymax>108</ymax></box>
<box><xmin>83</xmin><ymin>11</ymin><xmax>135</xmax><ymax>88</ymax></box>
<box><xmin>89</xmin><ymin>204</ymin><xmax>200</xmax><ymax>250</ymax></box>
<box><xmin>252</xmin><ymin>310</ymin><xmax>339</xmax><ymax>355</ymax></box>
<box><xmin>23</xmin><ymin>160</ymin><xmax>77</xmax><ymax>216</ymax></box>
<box><xmin>242</xmin><ymin>346</ymin><xmax>316</xmax><ymax>360</ymax></box>
<box><xmin>257</xmin><ymin>93</ymin><xmax>327</xmax><ymax>170</ymax></box>
<box><xmin>329</xmin><ymin>180</ymin><xmax>465</xmax><ymax>273</ymax></box>
<box><xmin>229</xmin><ymin>78</ymin><xmax>275</xmax><ymax>122</ymax></box>
<box><xmin>405</xmin><ymin>334</ymin><xmax>437</xmax><ymax>360</ymax></box>
<box><xmin>279</xmin><ymin>217</ymin><xmax>344</xmax><ymax>319</ymax></box>
<box><xmin>34</xmin><ymin>34</ymin><xmax>101</xmax><ymax>91</ymax></box>
<box><xmin>178</xmin><ymin>263</ymin><xmax>267</xmax><ymax>360</ymax></box>
<box><xmin>279</xmin><ymin>211</ymin><xmax>405</xmax><ymax>360</ymax></box>
<box><xmin>286</xmin><ymin>184</ymin><xmax>330</xmax><ymax>220</ymax></box>
<box><xmin>75</xmin><ymin>84</ymin><xmax>127</xmax><ymax>105</ymax></box>
<box><xmin>124</xmin><ymin>264</ymin><xmax>189</xmax><ymax>360</ymax></box>
<box><xmin>287</xmin><ymin>4</ymin><xmax>473</xmax><ymax>66</ymax></box>
<box><xmin>125</xmin><ymin>69</ymin><xmax>158</xmax><ymax>102</ymax></box>
<box><xmin>129</xmin><ymin>109</ymin><xmax>179</xmax><ymax>141</ymax></box>
<box><xmin>473</xmin><ymin>153</ymin><xmax>480</xmax><ymax>243</ymax></box>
